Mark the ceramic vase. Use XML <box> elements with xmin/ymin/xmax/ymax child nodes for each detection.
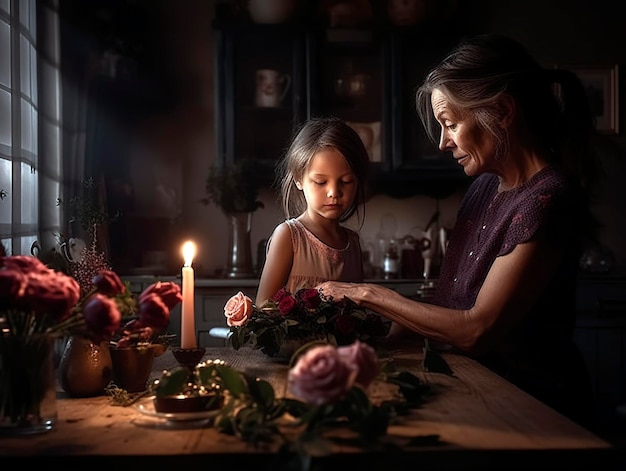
<box><xmin>110</xmin><ymin>346</ymin><xmax>157</xmax><ymax>393</ymax></box>
<box><xmin>0</xmin><ymin>335</ymin><xmax>57</xmax><ymax>435</ymax></box>
<box><xmin>58</xmin><ymin>336</ymin><xmax>112</xmax><ymax>397</ymax></box>
<box><xmin>225</xmin><ymin>211</ymin><xmax>255</xmax><ymax>278</ymax></box>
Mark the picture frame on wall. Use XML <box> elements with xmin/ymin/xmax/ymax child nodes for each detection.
<box><xmin>555</xmin><ymin>65</ymin><xmax>619</xmax><ymax>134</ymax></box>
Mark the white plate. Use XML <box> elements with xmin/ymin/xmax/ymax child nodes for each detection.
<box><xmin>135</xmin><ymin>397</ymin><xmax>220</xmax><ymax>422</ymax></box>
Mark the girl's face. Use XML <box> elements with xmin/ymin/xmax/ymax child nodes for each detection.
<box><xmin>431</xmin><ymin>88</ymin><xmax>497</xmax><ymax>176</ymax></box>
<box><xmin>296</xmin><ymin>148</ymin><xmax>358</xmax><ymax>221</ymax></box>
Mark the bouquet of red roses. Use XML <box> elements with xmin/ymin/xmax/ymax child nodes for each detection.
<box><xmin>0</xmin><ymin>255</ymin><xmax>182</xmax><ymax>346</ymax></box>
<box><xmin>223</xmin><ymin>287</ymin><xmax>390</xmax><ymax>358</ymax></box>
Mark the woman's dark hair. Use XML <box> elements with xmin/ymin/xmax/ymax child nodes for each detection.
<box><xmin>416</xmin><ymin>33</ymin><xmax>599</xmax><ymax>196</ymax></box>
<box><xmin>275</xmin><ymin>116</ymin><xmax>370</xmax><ymax>226</ymax></box>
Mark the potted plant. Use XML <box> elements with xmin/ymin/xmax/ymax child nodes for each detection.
<box><xmin>201</xmin><ymin>160</ymin><xmax>265</xmax><ymax>278</ymax></box>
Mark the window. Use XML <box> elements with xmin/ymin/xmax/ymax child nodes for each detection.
<box><xmin>0</xmin><ymin>0</ymin><xmax>62</xmax><ymax>255</ymax></box>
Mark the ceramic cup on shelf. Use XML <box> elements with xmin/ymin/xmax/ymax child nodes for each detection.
<box><xmin>248</xmin><ymin>0</ymin><xmax>296</xmax><ymax>24</ymax></box>
<box><xmin>255</xmin><ymin>69</ymin><xmax>291</xmax><ymax>108</ymax></box>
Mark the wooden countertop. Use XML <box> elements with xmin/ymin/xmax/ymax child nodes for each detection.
<box><xmin>1</xmin><ymin>346</ymin><xmax>623</xmax><ymax>469</ymax></box>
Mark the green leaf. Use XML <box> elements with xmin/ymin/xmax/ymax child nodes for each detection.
<box><xmin>216</xmin><ymin>364</ymin><xmax>248</xmax><ymax>395</ymax></box>
<box><xmin>153</xmin><ymin>366</ymin><xmax>191</xmax><ymax>396</ymax></box>
<box><xmin>422</xmin><ymin>339</ymin><xmax>455</xmax><ymax>376</ymax></box>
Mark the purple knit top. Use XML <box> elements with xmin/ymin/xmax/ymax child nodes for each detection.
<box><xmin>432</xmin><ymin>166</ymin><xmax>585</xmax><ymax>384</ymax></box>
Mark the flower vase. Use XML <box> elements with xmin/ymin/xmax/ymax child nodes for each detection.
<box><xmin>58</xmin><ymin>335</ymin><xmax>112</xmax><ymax>397</ymax></box>
<box><xmin>225</xmin><ymin>211</ymin><xmax>255</xmax><ymax>279</ymax></box>
<box><xmin>0</xmin><ymin>335</ymin><xmax>57</xmax><ymax>435</ymax></box>
<box><xmin>110</xmin><ymin>345</ymin><xmax>156</xmax><ymax>393</ymax></box>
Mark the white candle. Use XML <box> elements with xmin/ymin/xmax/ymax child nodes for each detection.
<box><xmin>181</xmin><ymin>241</ymin><xmax>197</xmax><ymax>349</ymax></box>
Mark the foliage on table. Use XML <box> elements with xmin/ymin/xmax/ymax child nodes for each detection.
<box><xmin>224</xmin><ymin>288</ymin><xmax>391</xmax><ymax>358</ymax></box>
<box><xmin>149</xmin><ymin>340</ymin><xmax>446</xmax><ymax>463</ymax></box>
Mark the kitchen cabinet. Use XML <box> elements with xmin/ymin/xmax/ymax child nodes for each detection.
<box><xmin>212</xmin><ymin>3</ymin><xmax>467</xmax><ymax>197</ymax></box>
<box><xmin>573</xmin><ymin>276</ymin><xmax>626</xmax><ymax>436</ymax></box>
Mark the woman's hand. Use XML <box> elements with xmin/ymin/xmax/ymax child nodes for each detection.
<box><xmin>316</xmin><ymin>281</ymin><xmax>363</xmax><ymax>305</ymax></box>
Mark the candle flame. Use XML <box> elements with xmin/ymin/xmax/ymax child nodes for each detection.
<box><xmin>182</xmin><ymin>241</ymin><xmax>196</xmax><ymax>267</ymax></box>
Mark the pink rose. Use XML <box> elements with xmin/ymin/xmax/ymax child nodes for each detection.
<box><xmin>82</xmin><ymin>293</ymin><xmax>122</xmax><ymax>341</ymax></box>
<box><xmin>224</xmin><ymin>291</ymin><xmax>252</xmax><ymax>327</ymax></box>
<box><xmin>138</xmin><ymin>293</ymin><xmax>170</xmax><ymax>330</ymax></box>
<box><xmin>287</xmin><ymin>344</ymin><xmax>357</xmax><ymax>405</ymax></box>
<box><xmin>92</xmin><ymin>270</ymin><xmax>126</xmax><ymax>296</ymax></box>
<box><xmin>139</xmin><ymin>281</ymin><xmax>183</xmax><ymax>310</ymax></box>
<box><xmin>337</xmin><ymin>340</ymin><xmax>380</xmax><ymax>387</ymax></box>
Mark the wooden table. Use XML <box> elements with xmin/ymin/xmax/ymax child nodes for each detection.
<box><xmin>1</xmin><ymin>346</ymin><xmax>624</xmax><ymax>469</ymax></box>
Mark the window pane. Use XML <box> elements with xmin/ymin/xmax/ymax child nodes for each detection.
<box><xmin>20</xmin><ymin>97</ymin><xmax>34</xmax><ymax>154</ymax></box>
<box><xmin>0</xmin><ymin>0</ymin><xmax>10</xmax><ymax>14</ymax></box>
<box><xmin>0</xmin><ymin>89</ymin><xmax>10</xmax><ymax>146</ymax></box>
<box><xmin>19</xmin><ymin>236</ymin><xmax>36</xmax><ymax>256</ymax></box>
<box><xmin>0</xmin><ymin>158</ymin><xmax>10</xmax><ymax>224</ymax></box>
<box><xmin>19</xmin><ymin>0</ymin><xmax>29</xmax><ymax>30</ymax></box>
<box><xmin>20</xmin><ymin>33</ymin><xmax>31</xmax><ymax>98</ymax></box>
<box><xmin>0</xmin><ymin>20</ymin><xmax>10</xmax><ymax>87</ymax></box>
<box><xmin>21</xmin><ymin>161</ymin><xmax>37</xmax><ymax>224</ymax></box>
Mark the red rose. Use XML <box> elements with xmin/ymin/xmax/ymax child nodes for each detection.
<box><xmin>288</xmin><ymin>344</ymin><xmax>357</xmax><ymax>405</ymax></box>
<box><xmin>138</xmin><ymin>293</ymin><xmax>170</xmax><ymax>330</ymax></box>
<box><xmin>21</xmin><ymin>269</ymin><xmax>81</xmax><ymax>320</ymax></box>
<box><xmin>224</xmin><ymin>291</ymin><xmax>253</xmax><ymax>327</ymax></box>
<box><xmin>334</xmin><ymin>313</ymin><xmax>357</xmax><ymax>336</ymax></box>
<box><xmin>1</xmin><ymin>255</ymin><xmax>50</xmax><ymax>273</ymax></box>
<box><xmin>277</xmin><ymin>295</ymin><xmax>297</xmax><ymax>316</ymax></box>
<box><xmin>271</xmin><ymin>287</ymin><xmax>290</xmax><ymax>302</ymax></box>
<box><xmin>337</xmin><ymin>340</ymin><xmax>380</xmax><ymax>387</ymax></box>
<box><xmin>92</xmin><ymin>270</ymin><xmax>126</xmax><ymax>296</ymax></box>
<box><xmin>0</xmin><ymin>269</ymin><xmax>27</xmax><ymax>306</ymax></box>
<box><xmin>82</xmin><ymin>293</ymin><xmax>122</xmax><ymax>341</ymax></box>
<box><xmin>139</xmin><ymin>281</ymin><xmax>182</xmax><ymax>310</ymax></box>
<box><xmin>298</xmin><ymin>288</ymin><xmax>322</xmax><ymax>309</ymax></box>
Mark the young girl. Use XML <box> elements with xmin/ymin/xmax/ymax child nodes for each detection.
<box><xmin>255</xmin><ymin>116</ymin><xmax>370</xmax><ymax>306</ymax></box>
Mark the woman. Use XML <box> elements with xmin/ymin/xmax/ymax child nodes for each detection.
<box><xmin>317</xmin><ymin>34</ymin><xmax>600</xmax><ymax>429</ymax></box>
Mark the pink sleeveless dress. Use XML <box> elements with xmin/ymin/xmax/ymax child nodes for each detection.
<box><xmin>270</xmin><ymin>218</ymin><xmax>363</xmax><ymax>294</ymax></box>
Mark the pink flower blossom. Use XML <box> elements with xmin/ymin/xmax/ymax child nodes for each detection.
<box><xmin>287</xmin><ymin>344</ymin><xmax>357</xmax><ymax>405</ymax></box>
<box><xmin>337</xmin><ymin>340</ymin><xmax>380</xmax><ymax>387</ymax></box>
<box><xmin>224</xmin><ymin>291</ymin><xmax>253</xmax><ymax>327</ymax></box>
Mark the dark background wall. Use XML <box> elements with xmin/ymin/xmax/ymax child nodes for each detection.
<box><xmin>57</xmin><ymin>0</ymin><xmax>626</xmax><ymax>276</ymax></box>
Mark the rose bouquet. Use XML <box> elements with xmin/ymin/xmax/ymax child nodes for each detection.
<box><xmin>223</xmin><ymin>287</ymin><xmax>391</xmax><ymax>358</ymax></box>
<box><xmin>0</xmin><ymin>254</ymin><xmax>182</xmax><ymax>430</ymax></box>
<box><xmin>0</xmin><ymin>255</ymin><xmax>182</xmax><ymax>345</ymax></box>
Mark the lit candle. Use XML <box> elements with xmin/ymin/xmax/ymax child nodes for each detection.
<box><xmin>181</xmin><ymin>241</ymin><xmax>197</xmax><ymax>349</ymax></box>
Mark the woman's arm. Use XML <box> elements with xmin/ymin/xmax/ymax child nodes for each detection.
<box><xmin>255</xmin><ymin>222</ymin><xmax>294</xmax><ymax>306</ymax></box>
<box><xmin>318</xmin><ymin>238</ymin><xmax>563</xmax><ymax>354</ymax></box>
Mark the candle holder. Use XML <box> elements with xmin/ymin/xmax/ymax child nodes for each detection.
<box><xmin>172</xmin><ymin>347</ymin><xmax>206</xmax><ymax>371</ymax></box>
